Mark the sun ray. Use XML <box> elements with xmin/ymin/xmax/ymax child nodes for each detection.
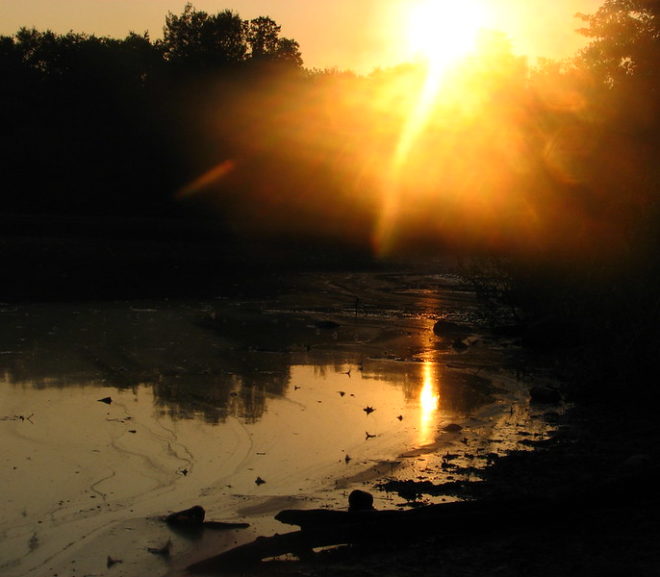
<box><xmin>373</xmin><ymin>0</ymin><xmax>490</xmax><ymax>254</ymax></box>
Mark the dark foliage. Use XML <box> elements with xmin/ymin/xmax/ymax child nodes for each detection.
<box><xmin>0</xmin><ymin>4</ymin><xmax>303</xmax><ymax>221</ymax></box>
<box><xmin>2</xmin><ymin>3</ymin><xmax>660</xmax><ymax>400</ymax></box>
<box><xmin>467</xmin><ymin>0</ymin><xmax>660</xmax><ymax>401</ymax></box>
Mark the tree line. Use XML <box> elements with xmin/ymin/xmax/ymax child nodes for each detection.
<box><xmin>0</xmin><ymin>0</ymin><xmax>658</xmax><ymax>246</ymax></box>
<box><xmin>1</xmin><ymin>1</ymin><xmax>660</xmax><ymax>394</ymax></box>
<box><xmin>0</xmin><ymin>4</ymin><xmax>302</xmax><ymax>218</ymax></box>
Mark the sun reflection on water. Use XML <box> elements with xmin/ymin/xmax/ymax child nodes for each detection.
<box><xmin>419</xmin><ymin>361</ymin><xmax>440</xmax><ymax>446</ymax></box>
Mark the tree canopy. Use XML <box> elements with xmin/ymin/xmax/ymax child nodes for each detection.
<box><xmin>577</xmin><ymin>0</ymin><xmax>660</xmax><ymax>86</ymax></box>
<box><xmin>161</xmin><ymin>4</ymin><xmax>302</xmax><ymax>70</ymax></box>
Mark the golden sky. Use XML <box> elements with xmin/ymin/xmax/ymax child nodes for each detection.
<box><xmin>0</xmin><ymin>0</ymin><xmax>603</xmax><ymax>71</ymax></box>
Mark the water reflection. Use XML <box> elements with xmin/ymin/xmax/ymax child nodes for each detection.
<box><xmin>0</xmin><ymin>272</ymin><xmax>562</xmax><ymax>577</ymax></box>
<box><xmin>419</xmin><ymin>362</ymin><xmax>440</xmax><ymax>445</ymax></box>
<box><xmin>0</xmin><ymin>295</ymin><xmax>494</xmax><ymax>427</ymax></box>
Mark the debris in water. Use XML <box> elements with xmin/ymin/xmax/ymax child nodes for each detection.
<box><xmin>338</xmin><ymin>391</ymin><xmax>346</xmax><ymax>397</ymax></box>
<box><xmin>363</xmin><ymin>406</ymin><xmax>375</xmax><ymax>415</ymax></box>
<box><xmin>1</xmin><ymin>413</ymin><xmax>34</xmax><ymax>423</ymax></box>
<box><xmin>365</xmin><ymin>432</ymin><xmax>376</xmax><ymax>440</ymax></box>
<box><xmin>396</xmin><ymin>415</ymin><xmax>403</xmax><ymax>421</ymax></box>
<box><xmin>107</xmin><ymin>556</ymin><xmax>122</xmax><ymax>568</ymax></box>
<box><xmin>255</xmin><ymin>476</ymin><xmax>266</xmax><ymax>486</ymax></box>
<box><xmin>148</xmin><ymin>540</ymin><xmax>171</xmax><ymax>557</ymax></box>
<box><xmin>344</xmin><ymin>454</ymin><xmax>351</xmax><ymax>463</ymax></box>
<box><xmin>98</xmin><ymin>397</ymin><xmax>112</xmax><ymax>405</ymax></box>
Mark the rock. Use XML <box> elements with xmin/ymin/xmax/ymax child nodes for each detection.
<box><xmin>443</xmin><ymin>423</ymin><xmax>463</xmax><ymax>433</ymax></box>
<box><xmin>348</xmin><ymin>490</ymin><xmax>374</xmax><ymax>512</ymax></box>
<box><xmin>432</xmin><ymin>320</ymin><xmax>468</xmax><ymax>338</ymax></box>
<box><xmin>166</xmin><ymin>505</ymin><xmax>205</xmax><ymax>528</ymax></box>
<box><xmin>529</xmin><ymin>386</ymin><xmax>561</xmax><ymax>405</ymax></box>
<box><xmin>165</xmin><ymin>505</ymin><xmax>249</xmax><ymax>532</ymax></box>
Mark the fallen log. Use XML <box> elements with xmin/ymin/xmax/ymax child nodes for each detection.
<box><xmin>188</xmin><ymin>475</ymin><xmax>660</xmax><ymax>574</ymax></box>
<box><xmin>165</xmin><ymin>506</ymin><xmax>249</xmax><ymax>532</ymax></box>
<box><xmin>188</xmin><ymin>495</ymin><xmax>562</xmax><ymax>573</ymax></box>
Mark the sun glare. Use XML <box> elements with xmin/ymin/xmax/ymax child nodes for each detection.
<box><xmin>419</xmin><ymin>362</ymin><xmax>440</xmax><ymax>445</ymax></box>
<box><xmin>373</xmin><ymin>0</ymin><xmax>492</xmax><ymax>254</ymax></box>
<box><xmin>406</xmin><ymin>0</ymin><xmax>488</xmax><ymax>78</ymax></box>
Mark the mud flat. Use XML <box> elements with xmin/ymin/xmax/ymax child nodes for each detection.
<box><xmin>0</xmin><ymin>268</ymin><xmax>560</xmax><ymax>577</ymax></box>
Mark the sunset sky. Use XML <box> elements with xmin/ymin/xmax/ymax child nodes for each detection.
<box><xmin>0</xmin><ymin>0</ymin><xmax>602</xmax><ymax>72</ymax></box>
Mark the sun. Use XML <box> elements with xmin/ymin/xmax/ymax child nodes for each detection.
<box><xmin>405</xmin><ymin>0</ymin><xmax>489</xmax><ymax>77</ymax></box>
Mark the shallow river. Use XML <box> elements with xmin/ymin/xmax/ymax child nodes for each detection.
<box><xmin>0</xmin><ymin>268</ymin><xmax>558</xmax><ymax>576</ymax></box>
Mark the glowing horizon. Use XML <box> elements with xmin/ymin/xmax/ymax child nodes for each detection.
<box><xmin>0</xmin><ymin>0</ymin><xmax>603</xmax><ymax>73</ymax></box>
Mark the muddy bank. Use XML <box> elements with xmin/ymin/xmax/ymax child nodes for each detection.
<box><xmin>0</xmin><ymin>216</ymin><xmax>377</xmax><ymax>302</ymax></box>
<box><xmin>207</xmin><ymin>399</ymin><xmax>660</xmax><ymax>577</ymax></box>
<box><xmin>0</xmin><ymin>267</ymin><xmax>564</xmax><ymax>577</ymax></box>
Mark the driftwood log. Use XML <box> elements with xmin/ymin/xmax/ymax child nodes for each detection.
<box><xmin>188</xmin><ymin>472</ymin><xmax>660</xmax><ymax>574</ymax></box>
<box><xmin>165</xmin><ymin>506</ymin><xmax>249</xmax><ymax>532</ymax></box>
<box><xmin>188</xmin><ymin>496</ymin><xmax>571</xmax><ymax>573</ymax></box>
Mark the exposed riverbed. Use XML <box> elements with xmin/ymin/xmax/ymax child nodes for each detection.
<box><xmin>0</xmin><ymin>267</ymin><xmax>561</xmax><ymax>576</ymax></box>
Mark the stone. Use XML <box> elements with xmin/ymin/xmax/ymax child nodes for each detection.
<box><xmin>432</xmin><ymin>320</ymin><xmax>466</xmax><ymax>337</ymax></box>
<box><xmin>348</xmin><ymin>489</ymin><xmax>374</xmax><ymax>512</ymax></box>
<box><xmin>166</xmin><ymin>505</ymin><xmax>205</xmax><ymax>528</ymax></box>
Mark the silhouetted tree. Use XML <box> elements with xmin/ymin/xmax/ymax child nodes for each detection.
<box><xmin>577</xmin><ymin>0</ymin><xmax>660</xmax><ymax>87</ymax></box>
<box><xmin>245</xmin><ymin>16</ymin><xmax>303</xmax><ymax>67</ymax></box>
<box><xmin>161</xmin><ymin>4</ymin><xmax>246</xmax><ymax>69</ymax></box>
<box><xmin>576</xmin><ymin>0</ymin><xmax>660</xmax><ymax>129</ymax></box>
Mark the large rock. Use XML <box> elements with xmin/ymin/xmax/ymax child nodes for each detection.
<box><xmin>166</xmin><ymin>505</ymin><xmax>205</xmax><ymax>528</ymax></box>
<box><xmin>348</xmin><ymin>489</ymin><xmax>374</xmax><ymax>512</ymax></box>
<box><xmin>432</xmin><ymin>320</ymin><xmax>469</xmax><ymax>338</ymax></box>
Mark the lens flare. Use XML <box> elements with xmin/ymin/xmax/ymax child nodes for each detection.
<box><xmin>176</xmin><ymin>160</ymin><xmax>237</xmax><ymax>198</ymax></box>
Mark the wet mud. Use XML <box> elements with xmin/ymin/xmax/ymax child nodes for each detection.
<box><xmin>0</xmin><ymin>265</ymin><xmax>563</xmax><ymax>577</ymax></box>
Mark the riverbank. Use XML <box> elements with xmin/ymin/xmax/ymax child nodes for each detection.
<box><xmin>1</xmin><ymin>265</ymin><xmax>562</xmax><ymax>577</ymax></box>
<box><xmin>3</xmin><ymin>220</ymin><xmax>657</xmax><ymax>577</ymax></box>
<box><xmin>199</xmin><ymin>398</ymin><xmax>660</xmax><ymax>577</ymax></box>
<box><xmin>0</xmin><ymin>212</ymin><xmax>378</xmax><ymax>302</ymax></box>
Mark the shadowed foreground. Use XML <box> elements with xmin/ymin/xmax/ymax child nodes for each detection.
<box><xmin>187</xmin><ymin>415</ymin><xmax>660</xmax><ymax>577</ymax></box>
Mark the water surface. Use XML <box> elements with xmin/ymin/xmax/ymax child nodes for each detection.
<box><xmin>0</xmin><ymin>269</ymin><xmax>557</xmax><ymax>576</ymax></box>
